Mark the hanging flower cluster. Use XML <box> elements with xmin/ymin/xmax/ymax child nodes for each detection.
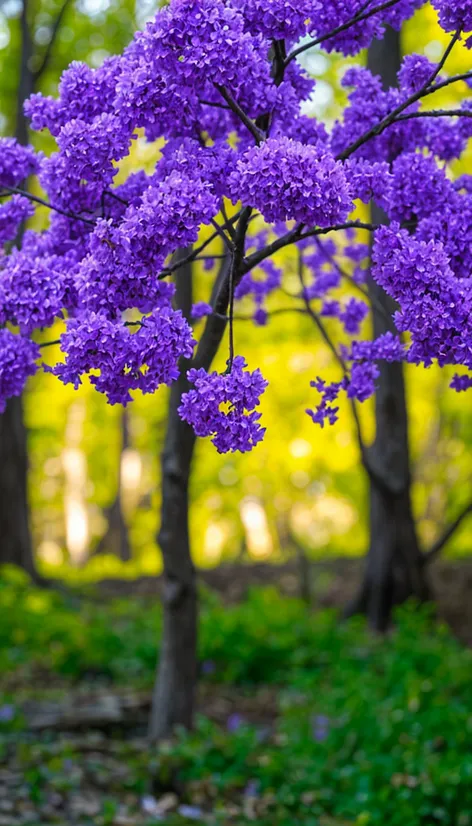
<box><xmin>179</xmin><ymin>356</ymin><xmax>268</xmax><ymax>453</ymax></box>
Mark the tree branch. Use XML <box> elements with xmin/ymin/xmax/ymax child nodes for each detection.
<box><xmin>394</xmin><ymin>108</ymin><xmax>472</xmax><ymax>123</ymax></box>
<box><xmin>0</xmin><ymin>185</ymin><xmax>96</xmax><ymax>225</ymax></box>
<box><xmin>242</xmin><ymin>220</ymin><xmax>378</xmax><ymax>275</ymax></box>
<box><xmin>215</xmin><ymin>84</ymin><xmax>265</xmax><ymax>143</ymax></box>
<box><xmin>313</xmin><ymin>237</ymin><xmax>392</xmax><ymax>324</ymax></box>
<box><xmin>285</xmin><ymin>0</ymin><xmax>402</xmax><ymax>66</ymax></box>
<box><xmin>423</xmin><ymin>500</ymin><xmax>472</xmax><ymax>565</ymax></box>
<box><xmin>33</xmin><ymin>0</ymin><xmax>72</xmax><ymax>83</ymax></box>
<box><xmin>338</xmin><ymin>29</ymin><xmax>463</xmax><ymax>161</ymax></box>
<box><xmin>297</xmin><ymin>250</ymin><xmax>368</xmax><ymax>460</ymax></box>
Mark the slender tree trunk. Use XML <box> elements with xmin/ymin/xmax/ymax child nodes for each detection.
<box><xmin>0</xmin><ymin>398</ymin><xmax>36</xmax><ymax>576</ymax></box>
<box><xmin>347</xmin><ymin>28</ymin><xmax>430</xmax><ymax>630</ymax></box>
<box><xmin>149</xmin><ymin>253</ymin><xmax>229</xmax><ymax>741</ymax></box>
<box><xmin>0</xmin><ymin>0</ymin><xmax>36</xmax><ymax>575</ymax></box>
<box><xmin>94</xmin><ymin>411</ymin><xmax>132</xmax><ymax>562</ymax></box>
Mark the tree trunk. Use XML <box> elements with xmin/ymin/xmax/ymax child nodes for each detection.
<box><xmin>0</xmin><ymin>397</ymin><xmax>36</xmax><ymax>576</ymax></box>
<box><xmin>149</xmin><ymin>253</ymin><xmax>229</xmax><ymax>741</ymax></box>
<box><xmin>0</xmin><ymin>0</ymin><xmax>36</xmax><ymax>575</ymax></box>
<box><xmin>94</xmin><ymin>411</ymin><xmax>132</xmax><ymax>562</ymax></box>
<box><xmin>347</xmin><ymin>28</ymin><xmax>430</xmax><ymax>630</ymax></box>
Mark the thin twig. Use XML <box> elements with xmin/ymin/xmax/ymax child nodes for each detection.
<box><xmin>313</xmin><ymin>238</ymin><xmax>392</xmax><ymax>324</ymax></box>
<box><xmin>0</xmin><ymin>185</ymin><xmax>96</xmax><ymax>226</ymax></box>
<box><xmin>39</xmin><ymin>338</ymin><xmax>61</xmax><ymax>348</ymax></box>
<box><xmin>215</xmin><ymin>84</ymin><xmax>265</xmax><ymax>143</ymax></box>
<box><xmin>285</xmin><ymin>0</ymin><xmax>401</xmax><ymax>66</ymax></box>
<box><xmin>227</xmin><ymin>251</ymin><xmax>236</xmax><ymax>369</ymax></box>
<box><xmin>395</xmin><ymin>108</ymin><xmax>472</xmax><ymax>122</ymax></box>
<box><xmin>199</xmin><ymin>98</ymin><xmax>231</xmax><ymax>111</ymax></box>
<box><xmin>33</xmin><ymin>0</ymin><xmax>72</xmax><ymax>82</ymax></box>
<box><xmin>158</xmin><ymin>213</ymin><xmax>243</xmax><ymax>278</ymax></box>
<box><xmin>297</xmin><ymin>249</ymin><xmax>367</xmax><ymax>457</ymax></box>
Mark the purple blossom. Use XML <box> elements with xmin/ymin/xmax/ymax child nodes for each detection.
<box><xmin>450</xmin><ymin>374</ymin><xmax>472</xmax><ymax>391</ymax></box>
<box><xmin>0</xmin><ymin>704</ymin><xmax>15</xmax><ymax>723</ymax></box>
<box><xmin>0</xmin><ymin>330</ymin><xmax>39</xmax><ymax>412</ymax></box>
<box><xmin>339</xmin><ymin>297</ymin><xmax>369</xmax><ymax>335</ymax></box>
<box><xmin>397</xmin><ymin>54</ymin><xmax>436</xmax><ymax>95</ymax></box>
<box><xmin>432</xmin><ymin>0</ymin><xmax>472</xmax><ymax>33</ymax></box>
<box><xmin>233</xmin><ymin>0</ymin><xmax>313</xmax><ymax>38</ymax></box>
<box><xmin>0</xmin><ymin>196</ymin><xmax>34</xmax><ymax>245</ymax></box>
<box><xmin>52</xmin><ymin>309</ymin><xmax>196</xmax><ymax>404</ymax></box>
<box><xmin>227</xmin><ymin>712</ymin><xmax>245</xmax><ymax>732</ymax></box>
<box><xmin>191</xmin><ymin>302</ymin><xmax>213</xmax><ymax>320</ymax></box>
<box><xmin>179</xmin><ymin>356</ymin><xmax>267</xmax><ymax>453</ymax></box>
<box><xmin>231</xmin><ymin>137</ymin><xmax>352</xmax><ymax>227</ymax></box>
<box><xmin>0</xmin><ymin>251</ymin><xmax>67</xmax><ymax>333</ymax></box>
<box><xmin>0</xmin><ymin>139</ymin><xmax>39</xmax><ymax>187</ymax></box>
<box><xmin>311</xmin><ymin>714</ymin><xmax>330</xmax><ymax>742</ymax></box>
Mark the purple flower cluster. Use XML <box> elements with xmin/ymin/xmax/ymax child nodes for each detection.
<box><xmin>372</xmin><ymin>225</ymin><xmax>472</xmax><ymax>370</ymax></box>
<box><xmin>0</xmin><ymin>251</ymin><xmax>66</xmax><ymax>333</ymax></box>
<box><xmin>0</xmin><ymin>139</ymin><xmax>39</xmax><ymax>188</ymax></box>
<box><xmin>231</xmin><ymin>137</ymin><xmax>352</xmax><ymax>226</ymax></box>
<box><xmin>383</xmin><ymin>152</ymin><xmax>454</xmax><ymax>223</ymax></box>
<box><xmin>25</xmin><ymin>57</ymin><xmax>121</xmax><ymax>135</ymax></box>
<box><xmin>307</xmin><ymin>333</ymin><xmax>405</xmax><ymax>426</ymax></box>
<box><xmin>0</xmin><ymin>330</ymin><xmax>39</xmax><ymax>412</ymax></box>
<box><xmin>56</xmin><ymin>114</ymin><xmax>132</xmax><ymax>197</ymax></box>
<box><xmin>0</xmin><ymin>196</ymin><xmax>34</xmax><ymax>245</ymax></box>
<box><xmin>233</xmin><ymin>0</ymin><xmax>314</xmax><ymax>38</ymax></box>
<box><xmin>432</xmin><ymin>0</ymin><xmax>472</xmax><ymax>34</ymax></box>
<box><xmin>191</xmin><ymin>302</ymin><xmax>213</xmax><ymax>320</ymax></box>
<box><xmin>52</xmin><ymin>309</ymin><xmax>196</xmax><ymax>404</ymax></box>
<box><xmin>179</xmin><ymin>356</ymin><xmax>267</xmax><ymax>453</ymax></box>
<box><xmin>311</xmin><ymin>0</ymin><xmax>422</xmax><ymax>55</ymax></box>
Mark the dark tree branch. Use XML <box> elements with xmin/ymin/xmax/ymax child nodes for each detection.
<box><xmin>0</xmin><ymin>185</ymin><xmax>96</xmax><ymax>225</ymax></box>
<box><xmin>285</xmin><ymin>0</ymin><xmax>401</xmax><ymax>66</ymax></box>
<box><xmin>210</xmin><ymin>217</ymin><xmax>233</xmax><ymax>251</ymax></box>
<box><xmin>423</xmin><ymin>501</ymin><xmax>472</xmax><ymax>565</ymax></box>
<box><xmin>395</xmin><ymin>108</ymin><xmax>472</xmax><ymax>123</ymax></box>
<box><xmin>242</xmin><ymin>221</ymin><xmax>378</xmax><ymax>274</ymax></box>
<box><xmin>338</xmin><ymin>29</ymin><xmax>463</xmax><ymax>161</ymax></box>
<box><xmin>215</xmin><ymin>84</ymin><xmax>265</xmax><ymax>143</ymax></box>
<box><xmin>33</xmin><ymin>0</ymin><xmax>72</xmax><ymax>83</ymax></box>
<box><xmin>158</xmin><ymin>212</ymin><xmax>244</xmax><ymax>278</ymax></box>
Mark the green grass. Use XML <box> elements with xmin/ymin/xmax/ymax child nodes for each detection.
<box><xmin>0</xmin><ymin>565</ymin><xmax>472</xmax><ymax>824</ymax></box>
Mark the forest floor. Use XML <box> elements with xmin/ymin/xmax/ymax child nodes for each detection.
<box><xmin>1</xmin><ymin>559</ymin><xmax>472</xmax><ymax>826</ymax></box>
<box><xmin>97</xmin><ymin>556</ymin><xmax>472</xmax><ymax>644</ymax></box>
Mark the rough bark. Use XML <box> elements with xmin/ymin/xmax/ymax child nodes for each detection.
<box><xmin>0</xmin><ymin>0</ymin><xmax>36</xmax><ymax>576</ymax></box>
<box><xmin>149</xmin><ymin>253</ymin><xmax>229</xmax><ymax>741</ymax></box>
<box><xmin>347</xmin><ymin>28</ymin><xmax>430</xmax><ymax>630</ymax></box>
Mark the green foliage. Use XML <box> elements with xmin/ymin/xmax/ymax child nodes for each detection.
<box><xmin>1</xmin><ymin>571</ymin><xmax>472</xmax><ymax>823</ymax></box>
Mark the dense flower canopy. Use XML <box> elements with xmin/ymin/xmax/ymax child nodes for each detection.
<box><xmin>1</xmin><ymin>0</ymin><xmax>472</xmax><ymax>450</ymax></box>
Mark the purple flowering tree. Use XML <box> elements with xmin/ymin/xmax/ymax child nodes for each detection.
<box><xmin>2</xmin><ymin>0</ymin><xmax>472</xmax><ymax>734</ymax></box>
